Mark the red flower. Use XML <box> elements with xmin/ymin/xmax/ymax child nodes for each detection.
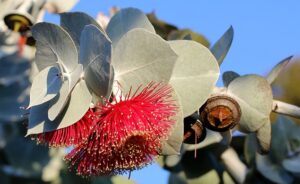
<box><xmin>65</xmin><ymin>82</ymin><xmax>178</xmax><ymax>176</ymax></box>
<box><xmin>32</xmin><ymin>110</ymin><xmax>97</xmax><ymax>147</ymax></box>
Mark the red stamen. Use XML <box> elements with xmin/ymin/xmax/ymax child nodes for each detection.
<box><xmin>65</xmin><ymin>82</ymin><xmax>178</xmax><ymax>176</ymax></box>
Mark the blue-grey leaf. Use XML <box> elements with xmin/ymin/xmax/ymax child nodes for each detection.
<box><xmin>0</xmin><ymin>82</ymin><xmax>29</xmax><ymax>122</ymax></box>
<box><xmin>222</xmin><ymin>71</ymin><xmax>240</xmax><ymax>87</ymax></box>
<box><xmin>106</xmin><ymin>8</ymin><xmax>155</xmax><ymax>48</ymax></box>
<box><xmin>29</xmin><ymin>66</ymin><xmax>61</xmax><ymax>108</ymax></box>
<box><xmin>27</xmin><ymin>80</ymin><xmax>92</xmax><ymax>135</ymax></box>
<box><xmin>32</xmin><ymin>23</ymin><xmax>78</xmax><ymax>72</ymax></box>
<box><xmin>0</xmin><ymin>53</ymin><xmax>30</xmax><ymax>86</ymax></box>
<box><xmin>79</xmin><ymin>24</ymin><xmax>111</xmax><ymax>69</ymax></box>
<box><xmin>60</xmin><ymin>12</ymin><xmax>103</xmax><ymax>51</ymax></box>
<box><xmin>266</xmin><ymin>56</ymin><xmax>292</xmax><ymax>84</ymax></box>
<box><xmin>210</xmin><ymin>26</ymin><xmax>234</xmax><ymax>65</ymax></box>
<box><xmin>169</xmin><ymin>40</ymin><xmax>219</xmax><ymax>117</ymax></box>
<box><xmin>227</xmin><ymin>75</ymin><xmax>273</xmax><ymax>133</ymax></box>
<box><xmin>112</xmin><ymin>28</ymin><xmax>177</xmax><ymax>93</ymax></box>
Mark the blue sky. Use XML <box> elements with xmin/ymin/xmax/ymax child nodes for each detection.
<box><xmin>44</xmin><ymin>1</ymin><xmax>300</xmax><ymax>183</ymax></box>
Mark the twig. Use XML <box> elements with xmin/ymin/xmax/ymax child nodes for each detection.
<box><xmin>272</xmin><ymin>100</ymin><xmax>300</xmax><ymax>119</ymax></box>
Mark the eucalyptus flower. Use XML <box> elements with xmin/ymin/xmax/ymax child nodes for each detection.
<box><xmin>27</xmin><ymin>8</ymin><xmax>219</xmax><ymax>176</ymax></box>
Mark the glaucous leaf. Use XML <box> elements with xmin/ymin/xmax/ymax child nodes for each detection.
<box><xmin>60</xmin><ymin>12</ymin><xmax>103</xmax><ymax>51</ymax></box>
<box><xmin>169</xmin><ymin>40</ymin><xmax>219</xmax><ymax>117</ymax></box>
<box><xmin>4</xmin><ymin>136</ymin><xmax>50</xmax><ymax>177</ymax></box>
<box><xmin>227</xmin><ymin>75</ymin><xmax>273</xmax><ymax>133</ymax></box>
<box><xmin>29</xmin><ymin>66</ymin><xmax>61</xmax><ymax>108</ymax></box>
<box><xmin>79</xmin><ymin>24</ymin><xmax>111</xmax><ymax>69</ymax></box>
<box><xmin>266</xmin><ymin>56</ymin><xmax>292</xmax><ymax>84</ymax></box>
<box><xmin>32</xmin><ymin>23</ymin><xmax>78</xmax><ymax>72</ymax></box>
<box><xmin>0</xmin><ymin>82</ymin><xmax>29</xmax><ymax>122</ymax></box>
<box><xmin>0</xmin><ymin>53</ymin><xmax>30</xmax><ymax>86</ymax></box>
<box><xmin>256</xmin><ymin>153</ymin><xmax>294</xmax><ymax>184</ymax></box>
<box><xmin>161</xmin><ymin>91</ymin><xmax>183</xmax><ymax>155</ymax></box>
<box><xmin>282</xmin><ymin>156</ymin><xmax>300</xmax><ymax>175</ymax></box>
<box><xmin>48</xmin><ymin>65</ymin><xmax>83</xmax><ymax>120</ymax></box>
<box><xmin>256</xmin><ymin>120</ymin><xmax>271</xmax><ymax>154</ymax></box>
<box><xmin>222</xmin><ymin>71</ymin><xmax>240</xmax><ymax>87</ymax></box>
<box><xmin>106</xmin><ymin>8</ymin><xmax>155</xmax><ymax>48</ymax></box>
<box><xmin>27</xmin><ymin>80</ymin><xmax>92</xmax><ymax>135</ymax></box>
<box><xmin>112</xmin><ymin>28</ymin><xmax>177</xmax><ymax>93</ymax></box>
<box><xmin>210</xmin><ymin>26</ymin><xmax>234</xmax><ymax>65</ymax></box>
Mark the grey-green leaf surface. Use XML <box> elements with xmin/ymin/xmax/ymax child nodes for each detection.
<box><xmin>27</xmin><ymin>80</ymin><xmax>92</xmax><ymax>135</ymax></box>
<box><xmin>106</xmin><ymin>8</ymin><xmax>155</xmax><ymax>48</ymax></box>
<box><xmin>29</xmin><ymin>66</ymin><xmax>61</xmax><ymax>108</ymax></box>
<box><xmin>161</xmin><ymin>91</ymin><xmax>183</xmax><ymax>155</ymax></box>
<box><xmin>222</xmin><ymin>71</ymin><xmax>240</xmax><ymax>87</ymax></box>
<box><xmin>210</xmin><ymin>26</ymin><xmax>234</xmax><ymax>65</ymax></box>
<box><xmin>0</xmin><ymin>82</ymin><xmax>29</xmax><ymax>122</ymax></box>
<box><xmin>80</xmin><ymin>24</ymin><xmax>111</xmax><ymax>69</ymax></box>
<box><xmin>255</xmin><ymin>120</ymin><xmax>271</xmax><ymax>153</ymax></box>
<box><xmin>169</xmin><ymin>40</ymin><xmax>219</xmax><ymax>117</ymax></box>
<box><xmin>112</xmin><ymin>28</ymin><xmax>177</xmax><ymax>93</ymax></box>
<box><xmin>256</xmin><ymin>153</ymin><xmax>294</xmax><ymax>184</ymax></box>
<box><xmin>266</xmin><ymin>56</ymin><xmax>292</xmax><ymax>84</ymax></box>
<box><xmin>227</xmin><ymin>75</ymin><xmax>273</xmax><ymax>133</ymax></box>
<box><xmin>0</xmin><ymin>53</ymin><xmax>30</xmax><ymax>86</ymax></box>
<box><xmin>60</xmin><ymin>12</ymin><xmax>103</xmax><ymax>51</ymax></box>
<box><xmin>282</xmin><ymin>156</ymin><xmax>300</xmax><ymax>174</ymax></box>
<box><xmin>48</xmin><ymin>65</ymin><xmax>83</xmax><ymax>120</ymax></box>
<box><xmin>32</xmin><ymin>23</ymin><xmax>78</xmax><ymax>72</ymax></box>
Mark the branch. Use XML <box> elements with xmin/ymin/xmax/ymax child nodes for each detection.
<box><xmin>272</xmin><ymin>100</ymin><xmax>300</xmax><ymax>119</ymax></box>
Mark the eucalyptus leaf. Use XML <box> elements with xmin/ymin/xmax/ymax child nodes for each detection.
<box><xmin>45</xmin><ymin>0</ymin><xmax>79</xmax><ymax>13</ymax></box>
<box><xmin>29</xmin><ymin>66</ymin><xmax>61</xmax><ymax>108</ymax></box>
<box><xmin>32</xmin><ymin>22</ymin><xmax>78</xmax><ymax>72</ymax></box>
<box><xmin>60</xmin><ymin>12</ymin><xmax>104</xmax><ymax>51</ymax></box>
<box><xmin>4</xmin><ymin>136</ymin><xmax>50</xmax><ymax>177</ymax></box>
<box><xmin>222</xmin><ymin>71</ymin><xmax>240</xmax><ymax>87</ymax></box>
<box><xmin>282</xmin><ymin>156</ymin><xmax>300</xmax><ymax>174</ymax></box>
<box><xmin>256</xmin><ymin>153</ymin><xmax>294</xmax><ymax>184</ymax></box>
<box><xmin>169</xmin><ymin>40</ymin><xmax>219</xmax><ymax>117</ymax></box>
<box><xmin>210</xmin><ymin>26</ymin><xmax>234</xmax><ymax>65</ymax></box>
<box><xmin>27</xmin><ymin>80</ymin><xmax>92</xmax><ymax>135</ymax></box>
<box><xmin>79</xmin><ymin>24</ymin><xmax>111</xmax><ymax>69</ymax></box>
<box><xmin>227</xmin><ymin>75</ymin><xmax>273</xmax><ymax>133</ymax></box>
<box><xmin>0</xmin><ymin>53</ymin><xmax>30</xmax><ymax>86</ymax></box>
<box><xmin>48</xmin><ymin>64</ymin><xmax>83</xmax><ymax>120</ymax></box>
<box><xmin>255</xmin><ymin>120</ymin><xmax>271</xmax><ymax>154</ymax></box>
<box><xmin>0</xmin><ymin>82</ymin><xmax>29</xmax><ymax>122</ymax></box>
<box><xmin>168</xmin><ymin>29</ymin><xmax>210</xmax><ymax>48</ymax></box>
<box><xmin>112</xmin><ymin>28</ymin><xmax>177</xmax><ymax>93</ymax></box>
<box><xmin>106</xmin><ymin>8</ymin><xmax>155</xmax><ymax>48</ymax></box>
<box><xmin>266</xmin><ymin>56</ymin><xmax>292</xmax><ymax>84</ymax></box>
<box><xmin>161</xmin><ymin>91</ymin><xmax>183</xmax><ymax>155</ymax></box>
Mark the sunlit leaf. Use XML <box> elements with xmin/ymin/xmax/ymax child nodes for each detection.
<box><xmin>32</xmin><ymin>22</ymin><xmax>78</xmax><ymax>72</ymax></box>
<box><xmin>45</xmin><ymin>0</ymin><xmax>78</xmax><ymax>13</ymax></box>
<box><xmin>48</xmin><ymin>65</ymin><xmax>83</xmax><ymax>120</ymax></box>
<box><xmin>222</xmin><ymin>71</ymin><xmax>240</xmax><ymax>87</ymax></box>
<box><xmin>106</xmin><ymin>8</ymin><xmax>155</xmax><ymax>48</ymax></box>
<box><xmin>112</xmin><ymin>28</ymin><xmax>177</xmax><ymax>93</ymax></box>
<box><xmin>27</xmin><ymin>80</ymin><xmax>92</xmax><ymax>135</ymax></box>
<box><xmin>255</xmin><ymin>120</ymin><xmax>271</xmax><ymax>153</ymax></box>
<box><xmin>210</xmin><ymin>26</ymin><xmax>234</xmax><ymax>65</ymax></box>
<box><xmin>29</xmin><ymin>66</ymin><xmax>61</xmax><ymax>108</ymax></box>
<box><xmin>60</xmin><ymin>12</ymin><xmax>103</xmax><ymax>51</ymax></box>
<box><xmin>266</xmin><ymin>56</ymin><xmax>292</xmax><ymax>84</ymax></box>
<box><xmin>161</xmin><ymin>91</ymin><xmax>183</xmax><ymax>155</ymax></box>
<box><xmin>169</xmin><ymin>40</ymin><xmax>219</xmax><ymax>117</ymax></box>
<box><xmin>227</xmin><ymin>75</ymin><xmax>273</xmax><ymax>133</ymax></box>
